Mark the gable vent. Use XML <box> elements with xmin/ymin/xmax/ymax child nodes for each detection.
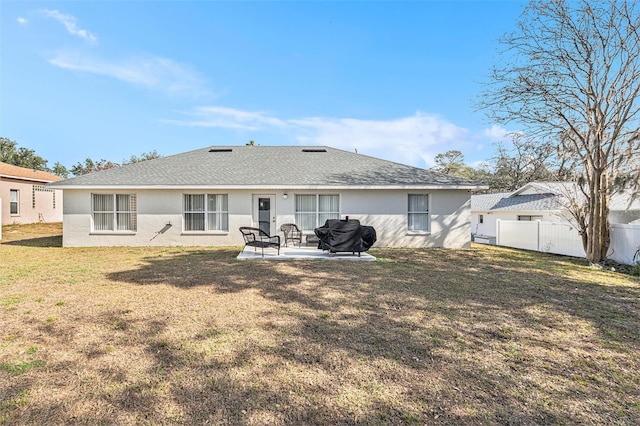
<box><xmin>302</xmin><ymin>149</ymin><xmax>327</xmax><ymax>153</ymax></box>
<box><xmin>209</xmin><ymin>148</ymin><xmax>233</xmax><ymax>153</ymax></box>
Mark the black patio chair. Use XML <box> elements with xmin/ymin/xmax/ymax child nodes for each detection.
<box><xmin>280</xmin><ymin>223</ymin><xmax>303</xmax><ymax>247</ymax></box>
<box><xmin>239</xmin><ymin>227</ymin><xmax>281</xmax><ymax>257</ymax></box>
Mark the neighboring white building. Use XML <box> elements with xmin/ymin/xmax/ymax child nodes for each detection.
<box><xmin>48</xmin><ymin>146</ymin><xmax>486</xmax><ymax>248</ymax></box>
<box><xmin>471</xmin><ymin>182</ymin><xmax>640</xmax><ymax>242</ymax></box>
<box><xmin>0</xmin><ymin>161</ymin><xmax>63</xmax><ymax>225</ymax></box>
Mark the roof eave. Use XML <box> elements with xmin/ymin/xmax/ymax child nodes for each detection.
<box><xmin>510</xmin><ymin>182</ymin><xmax>561</xmax><ymax>197</ymax></box>
<box><xmin>2</xmin><ymin>174</ymin><xmax>58</xmax><ymax>183</ymax></box>
<box><xmin>490</xmin><ymin>208</ymin><xmax>564</xmax><ymax>212</ymax></box>
<box><xmin>48</xmin><ymin>183</ymin><xmax>488</xmax><ymax>191</ymax></box>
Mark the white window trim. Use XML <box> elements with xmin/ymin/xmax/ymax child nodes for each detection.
<box><xmin>10</xmin><ymin>189</ymin><xmax>19</xmax><ymax>216</ymax></box>
<box><xmin>90</xmin><ymin>193</ymin><xmax>137</xmax><ymax>234</ymax></box>
<box><xmin>182</xmin><ymin>193</ymin><xmax>229</xmax><ymax>234</ymax></box>
<box><xmin>407</xmin><ymin>193</ymin><xmax>431</xmax><ymax>234</ymax></box>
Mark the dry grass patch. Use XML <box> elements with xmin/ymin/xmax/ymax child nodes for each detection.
<box><xmin>1</xmin><ymin>223</ymin><xmax>639</xmax><ymax>425</ymax></box>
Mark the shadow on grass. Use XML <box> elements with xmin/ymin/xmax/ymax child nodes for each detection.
<box><xmin>8</xmin><ymin>242</ymin><xmax>634</xmax><ymax>424</ymax></box>
<box><xmin>98</xmin><ymin>247</ymin><xmax>640</xmax><ymax>424</ymax></box>
<box><xmin>6</xmin><ymin>222</ymin><xmax>636</xmax><ymax>423</ymax></box>
<box><xmin>1</xmin><ymin>235</ymin><xmax>62</xmax><ymax>247</ymax></box>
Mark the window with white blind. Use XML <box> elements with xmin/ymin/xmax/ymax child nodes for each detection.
<box><xmin>408</xmin><ymin>194</ymin><xmax>430</xmax><ymax>232</ymax></box>
<box><xmin>10</xmin><ymin>189</ymin><xmax>19</xmax><ymax>215</ymax></box>
<box><xmin>518</xmin><ymin>215</ymin><xmax>543</xmax><ymax>221</ymax></box>
<box><xmin>183</xmin><ymin>194</ymin><xmax>228</xmax><ymax>232</ymax></box>
<box><xmin>92</xmin><ymin>194</ymin><xmax>137</xmax><ymax>231</ymax></box>
<box><xmin>295</xmin><ymin>194</ymin><xmax>340</xmax><ymax>231</ymax></box>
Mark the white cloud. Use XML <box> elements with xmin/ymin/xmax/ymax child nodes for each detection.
<box><xmin>42</xmin><ymin>9</ymin><xmax>97</xmax><ymax>43</ymax></box>
<box><xmin>17</xmin><ymin>17</ymin><xmax>28</xmax><ymax>25</ymax></box>
<box><xmin>289</xmin><ymin>113</ymin><xmax>470</xmax><ymax>167</ymax></box>
<box><xmin>49</xmin><ymin>52</ymin><xmax>210</xmax><ymax>97</ymax></box>
<box><xmin>165</xmin><ymin>106</ymin><xmax>286</xmax><ymax>130</ymax></box>
<box><xmin>482</xmin><ymin>124</ymin><xmax>511</xmax><ymax>142</ymax></box>
<box><xmin>165</xmin><ymin>107</ymin><xmax>484</xmax><ymax>168</ymax></box>
<box><xmin>41</xmin><ymin>10</ymin><xmax>209</xmax><ymax>98</ymax></box>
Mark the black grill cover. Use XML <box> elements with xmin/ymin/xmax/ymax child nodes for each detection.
<box><xmin>314</xmin><ymin>219</ymin><xmax>376</xmax><ymax>253</ymax></box>
<box><xmin>361</xmin><ymin>225</ymin><xmax>377</xmax><ymax>251</ymax></box>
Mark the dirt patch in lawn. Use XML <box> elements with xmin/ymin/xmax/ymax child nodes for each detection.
<box><xmin>1</xmin><ymin>223</ymin><xmax>639</xmax><ymax>424</ymax></box>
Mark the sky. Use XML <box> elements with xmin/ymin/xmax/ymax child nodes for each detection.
<box><xmin>1</xmin><ymin>1</ymin><xmax>526</xmax><ymax>171</ymax></box>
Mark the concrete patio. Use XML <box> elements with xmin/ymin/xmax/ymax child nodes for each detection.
<box><xmin>237</xmin><ymin>245</ymin><xmax>376</xmax><ymax>261</ymax></box>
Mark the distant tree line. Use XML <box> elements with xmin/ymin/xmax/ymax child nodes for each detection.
<box><xmin>0</xmin><ymin>137</ymin><xmax>161</xmax><ymax>178</ymax></box>
<box><xmin>429</xmin><ymin>133</ymin><xmax>576</xmax><ymax>193</ymax></box>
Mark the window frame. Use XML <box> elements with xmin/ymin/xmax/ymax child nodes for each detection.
<box><xmin>91</xmin><ymin>193</ymin><xmax>137</xmax><ymax>233</ymax></box>
<box><xmin>407</xmin><ymin>193</ymin><xmax>430</xmax><ymax>233</ymax></box>
<box><xmin>182</xmin><ymin>193</ymin><xmax>229</xmax><ymax>233</ymax></box>
<box><xmin>9</xmin><ymin>189</ymin><xmax>19</xmax><ymax>216</ymax></box>
<box><xmin>517</xmin><ymin>215</ymin><xmax>543</xmax><ymax>221</ymax></box>
<box><xmin>294</xmin><ymin>194</ymin><xmax>340</xmax><ymax>232</ymax></box>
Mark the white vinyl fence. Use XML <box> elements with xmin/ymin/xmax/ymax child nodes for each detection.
<box><xmin>610</xmin><ymin>224</ymin><xmax>640</xmax><ymax>265</ymax></box>
<box><xmin>496</xmin><ymin>219</ymin><xmax>640</xmax><ymax>265</ymax></box>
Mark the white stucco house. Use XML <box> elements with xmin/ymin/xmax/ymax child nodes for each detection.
<box><xmin>471</xmin><ymin>182</ymin><xmax>640</xmax><ymax>243</ymax></box>
<box><xmin>48</xmin><ymin>145</ymin><xmax>486</xmax><ymax>248</ymax></box>
<box><xmin>0</xmin><ymin>161</ymin><xmax>63</xmax><ymax>226</ymax></box>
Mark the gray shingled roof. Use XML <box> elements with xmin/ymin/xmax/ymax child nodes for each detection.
<box><xmin>472</xmin><ymin>192</ymin><xmax>563</xmax><ymax>212</ymax></box>
<box><xmin>472</xmin><ymin>182</ymin><xmax>640</xmax><ymax>212</ymax></box>
<box><xmin>49</xmin><ymin>146</ymin><xmax>484</xmax><ymax>189</ymax></box>
<box><xmin>471</xmin><ymin>192</ymin><xmax>512</xmax><ymax>211</ymax></box>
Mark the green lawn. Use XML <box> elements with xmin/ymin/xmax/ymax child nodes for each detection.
<box><xmin>1</xmin><ymin>223</ymin><xmax>639</xmax><ymax>425</ymax></box>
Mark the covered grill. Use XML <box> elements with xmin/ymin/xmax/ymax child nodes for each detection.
<box><xmin>314</xmin><ymin>218</ymin><xmax>376</xmax><ymax>256</ymax></box>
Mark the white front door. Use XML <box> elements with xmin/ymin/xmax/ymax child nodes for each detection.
<box><xmin>252</xmin><ymin>194</ymin><xmax>276</xmax><ymax>236</ymax></box>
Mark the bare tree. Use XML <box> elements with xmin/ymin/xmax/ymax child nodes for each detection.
<box><xmin>484</xmin><ymin>133</ymin><xmax>574</xmax><ymax>192</ymax></box>
<box><xmin>480</xmin><ymin>0</ymin><xmax>640</xmax><ymax>263</ymax></box>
